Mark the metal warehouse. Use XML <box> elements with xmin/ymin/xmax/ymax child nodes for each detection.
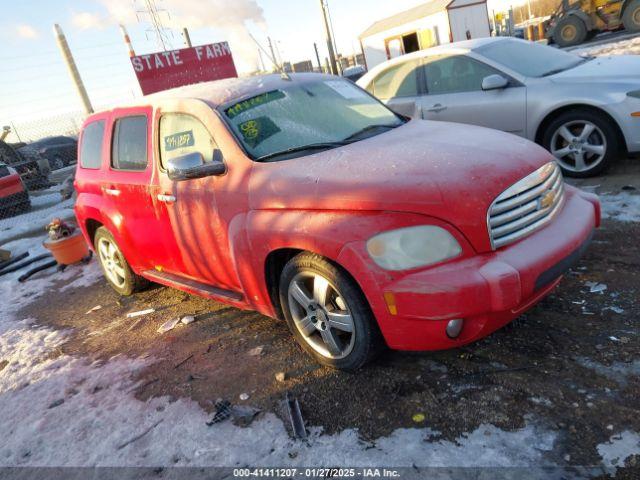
<box><xmin>359</xmin><ymin>0</ymin><xmax>491</xmax><ymax>69</ymax></box>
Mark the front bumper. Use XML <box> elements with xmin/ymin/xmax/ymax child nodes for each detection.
<box><xmin>338</xmin><ymin>186</ymin><xmax>600</xmax><ymax>351</ymax></box>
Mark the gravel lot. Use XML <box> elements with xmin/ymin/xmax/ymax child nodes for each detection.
<box><xmin>6</xmin><ymin>159</ymin><xmax>638</xmax><ymax>475</ymax></box>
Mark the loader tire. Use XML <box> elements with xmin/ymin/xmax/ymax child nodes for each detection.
<box><xmin>553</xmin><ymin>16</ymin><xmax>587</xmax><ymax>47</ymax></box>
<box><xmin>623</xmin><ymin>0</ymin><xmax>640</xmax><ymax>32</ymax></box>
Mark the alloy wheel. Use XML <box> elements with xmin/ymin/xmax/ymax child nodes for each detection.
<box><xmin>287</xmin><ymin>272</ymin><xmax>355</xmax><ymax>359</ymax></box>
<box><xmin>550</xmin><ymin>120</ymin><xmax>606</xmax><ymax>173</ymax></box>
<box><xmin>97</xmin><ymin>238</ymin><xmax>127</xmax><ymax>289</ymax></box>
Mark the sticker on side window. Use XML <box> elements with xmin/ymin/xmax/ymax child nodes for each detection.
<box><xmin>164</xmin><ymin>130</ymin><xmax>194</xmax><ymax>151</ymax></box>
<box><xmin>238</xmin><ymin>117</ymin><xmax>280</xmax><ymax>148</ymax></box>
<box><xmin>324</xmin><ymin>80</ymin><xmax>367</xmax><ymax>99</ymax></box>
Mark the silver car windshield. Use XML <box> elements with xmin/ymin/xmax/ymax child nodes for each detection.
<box><xmin>477</xmin><ymin>40</ymin><xmax>586</xmax><ymax>78</ymax></box>
<box><xmin>222</xmin><ymin>79</ymin><xmax>403</xmax><ymax>161</ymax></box>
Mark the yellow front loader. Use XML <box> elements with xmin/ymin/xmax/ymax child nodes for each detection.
<box><xmin>547</xmin><ymin>0</ymin><xmax>640</xmax><ymax>47</ymax></box>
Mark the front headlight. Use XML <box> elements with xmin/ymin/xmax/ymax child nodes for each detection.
<box><xmin>627</xmin><ymin>90</ymin><xmax>640</xmax><ymax>99</ymax></box>
<box><xmin>366</xmin><ymin>225</ymin><xmax>462</xmax><ymax>271</ymax></box>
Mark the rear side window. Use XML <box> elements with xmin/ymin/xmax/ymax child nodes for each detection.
<box><xmin>159</xmin><ymin>113</ymin><xmax>218</xmax><ymax>168</ymax></box>
<box><xmin>370</xmin><ymin>59</ymin><xmax>422</xmax><ymax>99</ymax></box>
<box><xmin>79</xmin><ymin>120</ymin><xmax>105</xmax><ymax>169</ymax></box>
<box><xmin>111</xmin><ymin>116</ymin><xmax>148</xmax><ymax>171</ymax></box>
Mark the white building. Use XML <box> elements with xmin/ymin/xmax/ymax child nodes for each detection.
<box><xmin>359</xmin><ymin>0</ymin><xmax>491</xmax><ymax>69</ymax></box>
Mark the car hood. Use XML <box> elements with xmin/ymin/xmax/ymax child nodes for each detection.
<box><xmin>249</xmin><ymin>119</ymin><xmax>554</xmax><ymax>252</ymax></box>
<box><xmin>550</xmin><ymin>55</ymin><xmax>640</xmax><ymax>83</ymax></box>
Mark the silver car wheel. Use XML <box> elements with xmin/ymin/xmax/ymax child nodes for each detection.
<box><xmin>287</xmin><ymin>272</ymin><xmax>355</xmax><ymax>359</ymax></box>
<box><xmin>550</xmin><ymin>120</ymin><xmax>606</xmax><ymax>173</ymax></box>
<box><xmin>97</xmin><ymin>237</ymin><xmax>127</xmax><ymax>289</ymax></box>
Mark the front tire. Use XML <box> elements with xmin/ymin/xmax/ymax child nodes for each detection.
<box><xmin>623</xmin><ymin>0</ymin><xmax>640</xmax><ymax>32</ymax></box>
<box><xmin>552</xmin><ymin>16</ymin><xmax>587</xmax><ymax>47</ymax></box>
<box><xmin>94</xmin><ymin>227</ymin><xmax>148</xmax><ymax>296</ymax></box>
<box><xmin>279</xmin><ymin>252</ymin><xmax>384</xmax><ymax>371</ymax></box>
<box><xmin>542</xmin><ymin>109</ymin><xmax>620</xmax><ymax>178</ymax></box>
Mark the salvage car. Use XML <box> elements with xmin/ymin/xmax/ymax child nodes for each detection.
<box><xmin>0</xmin><ymin>162</ymin><xmax>30</xmax><ymax>218</ymax></box>
<box><xmin>22</xmin><ymin>135</ymin><xmax>77</xmax><ymax>170</ymax></box>
<box><xmin>74</xmin><ymin>74</ymin><xmax>600</xmax><ymax>370</ymax></box>
<box><xmin>0</xmin><ymin>140</ymin><xmax>50</xmax><ymax>190</ymax></box>
<box><xmin>357</xmin><ymin>37</ymin><xmax>640</xmax><ymax>177</ymax></box>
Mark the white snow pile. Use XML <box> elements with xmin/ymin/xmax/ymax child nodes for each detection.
<box><xmin>599</xmin><ymin>192</ymin><xmax>640</xmax><ymax>222</ymax></box>
<box><xmin>574</xmin><ymin>34</ymin><xmax>640</xmax><ymax>57</ymax></box>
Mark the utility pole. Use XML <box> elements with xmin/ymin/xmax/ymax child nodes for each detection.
<box><xmin>319</xmin><ymin>0</ymin><xmax>338</xmax><ymax>75</ymax></box>
<box><xmin>53</xmin><ymin>24</ymin><xmax>93</xmax><ymax>115</ymax></box>
<box><xmin>119</xmin><ymin>24</ymin><xmax>136</xmax><ymax>57</ymax></box>
<box><xmin>258</xmin><ymin>49</ymin><xmax>266</xmax><ymax>72</ymax></box>
<box><xmin>182</xmin><ymin>27</ymin><xmax>192</xmax><ymax>48</ymax></box>
<box><xmin>267</xmin><ymin>36</ymin><xmax>279</xmax><ymax>71</ymax></box>
<box><xmin>313</xmin><ymin>43</ymin><xmax>322</xmax><ymax>71</ymax></box>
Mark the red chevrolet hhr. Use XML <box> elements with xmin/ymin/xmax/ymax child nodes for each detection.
<box><xmin>74</xmin><ymin>74</ymin><xmax>600</xmax><ymax>370</ymax></box>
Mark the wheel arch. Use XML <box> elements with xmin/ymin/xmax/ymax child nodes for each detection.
<box><xmin>263</xmin><ymin>247</ymin><xmax>371</xmax><ymax>322</ymax></box>
<box><xmin>534</xmin><ymin>104</ymin><xmax>626</xmax><ymax>154</ymax></box>
<box><xmin>85</xmin><ymin>218</ymin><xmax>104</xmax><ymax>246</ymax></box>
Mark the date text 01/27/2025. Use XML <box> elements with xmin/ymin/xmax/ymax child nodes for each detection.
<box><xmin>232</xmin><ymin>468</ymin><xmax>401</xmax><ymax>477</ymax></box>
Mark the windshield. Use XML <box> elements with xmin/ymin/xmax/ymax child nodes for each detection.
<box><xmin>476</xmin><ymin>39</ymin><xmax>586</xmax><ymax>77</ymax></box>
<box><xmin>221</xmin><ymin>79</ymin><xmax>403</xmax><ymax>161</ymax></box>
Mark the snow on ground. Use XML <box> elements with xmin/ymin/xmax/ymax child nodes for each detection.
<box><xmin>575</xmin><ymin>357</ymin><xmax>640</xmax><ymax>388</ymax></box>
<box><xmin>0</xmin><ymin>188</ymin><xmax>74</xmax><ymax>244</ymax></box>
<box><xmin>0</xmin><ymin>185</ymin><xmax>638</xmax><ymax>469</ymax></box>
<box><xmin>0</xmin><ymin>259</ymin><xmax>563</xmax><ymax>467</ymax></box>
<box><xmin>598</xmin><ymin>431</ymin><xmax>640</xmax><ymax>469</ymax></box>
<box><xmin>598</xmin><ymin>192</ymin><xmax>640</xmax><ymax>223</ymax></box>
<box><xmin>573</xmin><ymin>34</ymin><xmax>640</xmax><ymax>57</ymax></box>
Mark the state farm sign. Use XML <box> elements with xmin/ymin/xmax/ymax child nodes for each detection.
<box><xmin>131</xmin><ymin>42</ymin><xmax>238</xmax><ymax>95</ymax></box>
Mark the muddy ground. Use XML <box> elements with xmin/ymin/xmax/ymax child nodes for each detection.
<box><xmin>15</xmin><ymin>166</ymin><xmax>640</xmax><ymax>475</ymax></box>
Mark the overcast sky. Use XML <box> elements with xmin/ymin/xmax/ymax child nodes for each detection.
<box><xmin>0</xmin><ymin>0</ymin><xmax>519</xmax><ymax>127</ymax></box>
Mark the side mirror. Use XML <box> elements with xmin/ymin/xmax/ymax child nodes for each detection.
<box><xmin>482</xmin><ymin>74</ymin><xmax>509</xmax><ymax>91</ymax></box>
<box><xmin>166</xmin><ymin>150</ymin><xmax>226</xmax><ymax>181</ymax></box>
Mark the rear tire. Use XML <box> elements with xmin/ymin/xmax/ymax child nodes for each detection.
<box><xmin>279</xmin><ymin>252</ymin><xmax>384</xmax><ymax>371</ymax></box>
<box><xmin>542</xmin><ymin>109</ymin><xmax>620</xmax><ymax>178</ymax></box>
<box><xmin>623</xmin><ymin>0</ymin><xmax>640</xmax><ymax>32</ymax></box>
<box><xmin>94</xmin><ymin>227</ymin><xmax>149</xmax><ymax>296</ymax></box>
<box><xmin>552</xmin><ymin>16</ymin><xmax>587</xmax><ymax>47</ymax></box>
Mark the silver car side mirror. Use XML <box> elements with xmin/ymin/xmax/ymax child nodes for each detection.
<box><xmin>482</xmin><ymin>74</ymin><xmax>509</xmax><ymax>91</ymax></box>
<box><xmin>166</xmin><ymin>151</ymin><xmax>226</xmax><ymax>181</ymax></box>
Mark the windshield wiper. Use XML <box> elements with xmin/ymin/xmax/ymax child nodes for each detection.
<box><xmin>341</xmin><ymin>123</ymin><xmax>399</xmax><ymax>142</ymax></box>
<box><xmin>541</xmin><ymin>58</ymin><xmax>591</xmax><ymax>77</ymax></box>
<box><xmin>256</xmin><ymin>142</ymin><xmax>348</xmax><ymax>162</ymax></box>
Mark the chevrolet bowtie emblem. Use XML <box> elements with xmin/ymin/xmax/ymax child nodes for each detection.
<box><xmin>539</xmin><ymin>190</ymin><xmax>555</xmax><ymax>210</ymax></box>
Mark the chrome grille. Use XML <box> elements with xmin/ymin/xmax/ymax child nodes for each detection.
<box><xmin>488</xmin><ymin>162</ymin><xmax>565</xmax><ymax>249</ymax></box>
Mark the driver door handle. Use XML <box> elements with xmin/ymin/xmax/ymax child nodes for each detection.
<box><xmin>157</xmin><ymin>194</ymin><xmax>176</xmax><ymax>203</ymax></box>
<box><xmin>427</xmin><ymin>104</ymin><xmax>447</xmax><ymax>113</ymax></box>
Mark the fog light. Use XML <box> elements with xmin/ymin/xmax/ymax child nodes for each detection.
<box><xmin>446</xmin><ymin>319</ymin><xmax>464</xmax><ymax>339</ymax></box>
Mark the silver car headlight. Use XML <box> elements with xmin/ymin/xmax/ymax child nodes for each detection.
<box><xmin>627</xmin><ymin>90</ymin><xmax>640</xmax><ymax>98</ymax></box>
<box><xmin>366</xmin><ymin>225</ymin><xmax>462</xmax><ymax>271</ymax></box>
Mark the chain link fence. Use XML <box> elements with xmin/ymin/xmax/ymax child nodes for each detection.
<box><xmin>1</xmin><ymin>112</ymin><xmax>83</xmax><ymax>245</ymax></box>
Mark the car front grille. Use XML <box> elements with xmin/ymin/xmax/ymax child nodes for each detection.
<box><xmin>488</xmin><ymin>161</ymin><xmax>565</xmax><ymax>249</ymax></box>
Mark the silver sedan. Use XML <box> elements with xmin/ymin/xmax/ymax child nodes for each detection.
<box><xmin>357</xmin><ymin>37</ymin><xmax>640</xmax><ymax>177</ymax></box>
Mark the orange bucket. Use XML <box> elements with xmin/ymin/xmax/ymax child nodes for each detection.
<box><xmin>43</xmin><ymin>231</ymin><xmax>90</xmax><ymax>265</ymax></box>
